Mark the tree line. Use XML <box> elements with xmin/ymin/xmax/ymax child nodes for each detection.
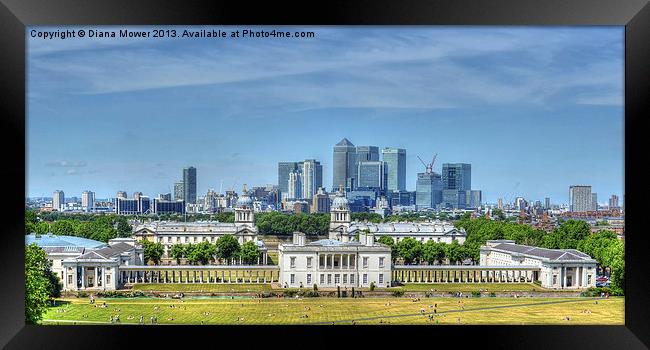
<box><xmin>25</xmin><ymin>210</ymin><xmax>132</xmax><ymax>242</ymax></box>
<box><xmin>376</xmin><ymin>236</ymin><xmax>471</xmax><ymax>265</ymax></box>
<box><xmin>142</xmin><ymin>235</ymin><xmax>261</xmax><ymax>266</ymax></box>
<box><xmin>25</xmin><ymin>244</ymin><xmax>61</xmax><ymax>324</ymax></box>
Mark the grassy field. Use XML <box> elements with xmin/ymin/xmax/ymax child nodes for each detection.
<box><xmin>393</xmin><ymin>283</ymin><xmax>550</xmax><ymax>292</ymax></box>
<box><xmin>42</xmin><ymin>296</ymin><xmax>623</xmax><ymax>325</ymax></box>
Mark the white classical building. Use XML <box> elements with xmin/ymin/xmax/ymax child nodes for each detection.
<box><xmin>279</xmin><ymin>192</ymin><xmax>392</xmax><ymax>289</ymax></box>
<box><xmin>132</xmin><ymin>187</ymin><xmax>268</xmax><ymax>264</ymax></box>
<box><xmin>479</xmin><ymin>240</ymin><xmax>597</xmax><ymax>289</ymax></box>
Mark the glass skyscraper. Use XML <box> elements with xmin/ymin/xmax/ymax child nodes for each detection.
<box><xmin>278</xmin><ymin>162</ymin><xmax>300</xmax><ymax>196</ymax></box>
<box><xmin>416</xmin><ymin>172</ymin><xmax>442</xmax><ymax>209</ymax></box>
<box><xmin>382</xmin><ymin>148</ymin><xmax>406</xmax><ymax>192</ymax></box>
<box><xmin>183</xmin><ymin>166</ymin><xmax>197</xmax><ymax>204</ymax></box>
<box><xmin>333</xmin><ymin>138</ymin><xmax>357</xmax><ymax>192</ymax></box>
<box><xmin>356</xmin><ymin>146</ymin><xmax>380</xmax><ymax>162</ymax></box>
<box><xmin>441</xmin><ymin>163</ymin><xmax>471</xmax><ymax>209</ymax></box>
<box><xmin>357</xmin><ymin>161</ymin><xmax>387</xmax><ymax>190</ymax></box>
<box><xmin>301</xmin><ymin>159</ymin><xmax>323</xmax><ymax>199</ymax></box>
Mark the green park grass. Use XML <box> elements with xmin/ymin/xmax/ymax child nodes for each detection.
<box><xmin>41</xmin><ymin>296</ymin><xmax>623</xmax><ymax>325</ymax></box>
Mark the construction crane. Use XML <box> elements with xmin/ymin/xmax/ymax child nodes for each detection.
<box><xmin>417</xmin><ymin>153</ymin><xmax>437</xmax><ymax>174</ymax></box>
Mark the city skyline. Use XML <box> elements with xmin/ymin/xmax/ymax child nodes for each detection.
<box><xmin>27</xmin><ymin>26</ymin><xmax>624</xmax><ymax>202</ymax></box>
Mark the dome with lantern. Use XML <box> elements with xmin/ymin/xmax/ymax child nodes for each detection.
<box><xmin>237</xmin><ymin>185</ymin><xmax>253</xmax><ymax>208</ymax></box>
<box><xmin>331</xmin><ymin>191</ymin><xmax>349</xmax><ymax>210</ymax></box>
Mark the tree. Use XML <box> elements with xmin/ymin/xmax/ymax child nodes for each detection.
<box><xmin>51</xmin><ymin>220</ymin><xmax>74</xmax><ymax>236</ymax></box>
<box><xmin>25</xmin><ymin>244</ymin><xmax>56</xmax><ymax>324</ymax></box>
<box><xmin>115</xmin><ymin>216</ymin><xmax>132</xmax><ymax>237</ymax></box>
<box><xmin>377</xmin><ymin>236</ymin><xmax>398</xmax><ymax>263</ymax></box>
<box><xmin>170</xmin><ymin>244</ymin><xmax>186</xmax><ymax>264</ymax></box>
<box><xmin>215</xmin><ymin>235</ymin><xmax>240</xmax><ymax>263</ymax></box>
<box><xmin>422</xmin><ymin>240</ymin><xmax>446</xmax><ymax>265</ymax></box>
<box><xmin>34</xmin><ymin>222</ymin><xmax>49</xmax><ymax>235</ymax></box>
<box><xmin>444</xmin><ymin>240</ymin><xmax>464</xmax><ymax>265</ymax></box>
<box><xmin>396</xmin><ymin>237</ymin><xmax>422</xmax><ymax>264</ymax></box>
<box><xmin>239</xmin><ymin>240</ymin><xmax>261</xmax><ymax>264</ymax></box>
<box><xmin>187</xmin><ymin>241</ymin><xmax>217</xmax><ymax>265</ymax></box>
<box><xmin>491</xmin><ymin>209</ymin><xmax>505</xmax><ymax>221</ymax></box>
<box><xmin>142</xmin><ymin>240</ymin><xmax>164</xmax><ymax>265</ymax></box>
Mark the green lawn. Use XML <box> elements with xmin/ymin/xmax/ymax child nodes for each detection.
<box><xmin>42</xmin><ymin>296</ymin><xmax>623</xmax><ymax>325</ymax></box>
<box><xmin>131</xmin><ymin>284</ymin><xmax>273</xmax><ymax>293</ymax></box>
<box><xmin>392</xmin><ymin>283</ymin><xmax>551</xmax><ymax>292</ymax></box>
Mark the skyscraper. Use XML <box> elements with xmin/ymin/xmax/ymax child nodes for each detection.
<box><xmin>301</xmin><ymin>159</ymin><xmax>323</xmax><ymax>199</ymax></box>
<box><xmin>441</xmin><ymin>163</ymin><xmax>471</xmax><ymax>209</ymax></box>
<box><xmin>357</xmin><ymin>161</ymin><xmax>387</xmax><ymax>190</ymax></box>
<box><xmin>183</xmin><ymin>166</ymin><xmax>197</xmax><ymax>204</ymax></box>
<box><xmin>382</xmin><ymin>148</ymin><xmax>406</xmax><ymax>192</ymax></box>
<box><xmin>355</xmin><ymin>146</ymin><xmax>380</xmax><ymax>162</ymax></box>
<box><xmin>81</xmin><ymin>190</ymin><xmax>95</xmax><ymax>212</ymax></box>
<box><xmin>544</xmin><ymin>197</ymin><xmax>551</xmax><ymax>209</ymax></box>
<box><xmin>591</xmin><ymin>193</ymin><xmax>598</xmax><ymax>211</ymax></box>
<box><xmin>278</xmin><ymin>162</ymin><xmax>300</xmax><ymax>196</ymax></box>
<box><xmin>287</xmin><ymin>171</ymin><xmax>302</xmax><ymax>199</ymax></box>
<box><xmin>174</xmin><ymin>181</ymin><xmax>184</xmax><ymax>201</ymax></box>
<box><xmin>52</xmin><ymin>190</ymin><xmax>64</xmax><ymax>211</ymax></box>
<box><xmin>333</xmin><ymin>138</ymin><xmax>357</xmax><ymax>191</ymax></box>
<box><xmin>569</xmin><ymin>185</ymin><xmax>592</xmax><ymax>212</ymax></box>
<box><xmin>416</xmin><ymin>172</ymin><xmax>442</xmax><ymax>209</ymax></box>
<box><xmin>609</xmin><ymin>194</ymin><xmax>619</xmax><ymax>209</ymax></box>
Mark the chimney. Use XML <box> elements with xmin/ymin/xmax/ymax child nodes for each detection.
<box><xmin>358</xmin><ymin>232</ymin><xmax>367</xmax><ymax>245</ymax></box>
<box><xmin>366</xmin><ymin>232</ymin><xmax>374</xmax><ymax>246</ymax></box>
<box><xmin>293</xmin><ymin>232</ymin><xmax>305</xmax><ymax>246</ymax></box>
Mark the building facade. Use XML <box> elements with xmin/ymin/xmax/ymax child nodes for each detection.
<box><xmin>357</xmin><ymin>161</ymin><xmax>387</xmax><ymax>191</ymax></box>
<box><xmin>332</xmin><ymin>138</ymin><xmax>357</xmax><ymax>191</ymax></box>
<box><xmin>52</xmin><ymin>190</ymin><xmax>64</xmax><ymax>212</ymax></box>
<box><xmin>81</xmin><ymin>190</ymin><xmax>95</xmax><ymax>212</ymax></box>
<box><xmin>479</xmin><ymin>240</ymin><xmax>597</xmax><ymax>289</ymax></box>
<box><xmin>416</xmin><ymin>172</ymin><xmax>442</xmax><ymax>209</ymax></box>
<box><xmin>382</xmin><ymin>147</ymin><xmax>406</xmax><ymax>192</ymax></box>
<box><xmin>301</xmin><ymin>159</ymin><xmax>323</xmax><ymax>200</ymax></box>
<box><xmin>570</xmin><ymin>185</ymin><xmax>593</xmax><ymax>212</ymax></box>
<box><xmin>183</xmin><ymin>166</ymin><xmax>197</xmax><ymax>204</ymax></box>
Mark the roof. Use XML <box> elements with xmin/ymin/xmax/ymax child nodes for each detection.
<box><xmin>75</xmin><ymin>242</ymin><xmax>135</xmax><ymax>260</ymax></box>
<box><xmin>488</xmin><ymin>243</ymin><xmax>595</xmax><ymax>262</ymax></box>
<box><xmin>25</xmin><ymin>234</ymin><xmax>106</xmax><ymax>250</ymax></box>
<box><xmin>347</xmin><ymin>222</ymin><xmax>465</xmax><ymax>236</ymax></box>
<box><xmin>335</xmin><ymin>138</ymin><xmax>355</xmax><ymax>147</ymax></box>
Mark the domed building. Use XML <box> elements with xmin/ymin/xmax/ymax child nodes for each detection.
<box><xmin>329</xmin><ymin>190</ymin><xmax>352</xmax><ymax>241</ymax></box>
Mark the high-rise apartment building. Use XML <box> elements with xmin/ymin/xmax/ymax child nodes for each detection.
<box><xmin>183</xmin><ymin>166</ymin><xmax>197</xmax><ymax>204</ymax></box>
<box><xmin>333</xmin><ymin>138</ymin><xmax>357</xmax><ymax>191</ymax></box>
<box><xmin>591</xmin><ymin>193</ymin><xmax>598</xmax><ymax>211</ymax></box>
<box><xmin>382</xmin><ymin>148</ymin><xmax>406</xmax><ymax>192</ymax></box>
<box><xmin>174</xmin><ymin>181</ymin><xmax>184</xmax><ymax>201</ymax></box>
<box><xmin>497</xmin><ymin>197</ymin><xmax>504</xmax><ymax>210</ymax></box>
<box><xmin>609</xmin><ymin>194</ymin><xmax>619</xmax><ymax>209</ymax></box>
<box><xmin>81</xmin><ymin>190</ymin><xmax>95</xmax><ymax>212</ymax></box>
<box><xmin>52</xmin><ymin>190</ymin><xmax>65</xmax><ymax>211</ymax></box>
<box><xmin>544</xmin><ymin>197</ymin><xmax>551</xmax><ymax>209</ymax></box>
<box><xmin>312</xmin><ymin>187</ymin><xmax>331</xmax><ymax>213</ymax></box>
<box><xmin>569</xmin><ymin>185</ymin><xmax>593</xmax><ymax>212</ymax></box>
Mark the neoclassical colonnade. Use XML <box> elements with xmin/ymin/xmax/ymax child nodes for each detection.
<box><xmin>118</xmin><ymin>266</ymin><xmax>280</xmax><ymax>285</ymax></box>
<box><xmin>318</xmin><ymin>253</ymin><xmax>357</xmax><ymax>269</ymax></box>
<box><xmin>392</xmin><ymin>266</ymin><xmax>540</xmax><ymax>284</ymax></box>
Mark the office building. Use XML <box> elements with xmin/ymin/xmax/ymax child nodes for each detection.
<box><xmin>466</xmin><ymin>190</ymin><xmax>482</xmax><ymax>209</ymax></box>
<box><xmin>183</xmin><ymin>166</ymin><xmax>197</xmax><ymax>204</ymax></box>
<box><xmin>382</xmin><ymin>148</ymin><xmax>406</xmax><ymax>192</ymax></box>
<box><xmin>442</xmin><ymin>163</ymin><xmax>472</xmax><ymax>191</ymax></box>
<box><xmin>544</xmin><ymin>197</ymin><xmax>551</xmax><ymax>210</ymax></box>
<box><xmin>357</xmin><ymin>161</ymin><xmax>387</xmax><ymax>191</ymax></box>
<box><xmin>389</xmin><ymin>190</ymin><xmax>416</xmax><ymax>207</ymax></box>
<box><xmin>81</xmin><ymin>190</ymin><xmax>95</xmax><ymax>212</ymax></box>
<box><xmin>158</xmin><ymin>193</ymin><xmax>172</xmax><ymax>201</ymax></box>
<box><xmin>356</xmin><ymin>146</ymin><xmax>380</xmax><ymax>162</ymax></box>
<box><xmin>116</xmin><ymin>198</ymin><xmax>139</xmax><ymax>215</ymax></box>
<box><xmin>569</xmin><ymin>186</ymin><xmax>593</xmax><ymax>212</ymax></box>
<box><xmin>52</xmin><ymin>190</ymin><xmax>65</xmax><ymax>211</ymax></box>
<box><xmin>287</xmin><ymin>171</ymin><xmax>302</xmax><ymax>199</ymax></box>
<box><xmin>592</xmin><ymin>193</ymin><xmax>598</xmax><ymax>211</ymax></box>
<box><xmin>332</xmin><ymin>138</ymin><xmax>357</xmax><ymax>191</ymax></box>
<box><xmin>416</xmin><ymin>172</ymin><xmax>442</xmax><ymax>209</ymax></box>
<box><xmin>152</xmin><ymin>199</ymin><xmax>186</xmax><ymax>215</ymax></box>
<box><xmin>301</xmin><ymin>159</ymin><xmax>323</xmax><ymax>200</ymax></box>
<box><xmin>133</xmin><ymin>191</ymin><xmax>142</xmax><ymax>202</ymax></box>
<box><xmin>497</xmin><ymin>197</ymin><xmax>503</xmax><ymax>210</ymax></box>
<box><xmin>173</xmin><ymin>181</ymin><xmax>184</xmax><ymax>201</ymax></box>
<box><xmin>312</xmin><ymin>187</ymin><xmax>331</xmax><ymax>213</ymax></box>
<box><xmin>278</xmin><ymin>162</ymin><xmax>300</xmax><ymax>196</ymax></box>
<box><xmin>609</xmin><ymin>195</ymin><xmax>619</xmax><ymax>209</ymax></box>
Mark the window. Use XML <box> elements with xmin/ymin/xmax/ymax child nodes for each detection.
<box><xmin>306</xmin><ymin>257</ymin><xmax>312</xmax><ymax>268</ymax></box>
<box><xmin>553</xmin><ymin>275</ymin><xmax>558</xmax><ymax>285</ymax></box>
<box><xmin>327</xmin><ymin>274</ymin><xmax>332</xmax><ymax>284</ymax></box>
<box><xmin>379</xmin><ymin>274</ymin><xmax>384</xmax><ymax>284</ymax></box>
<box><xmin>363</xmin><ymin>274</ymin><xmax>368</xmax><ymax>284</ymax></box>
<box><xmin>343</xmin><ymin>274</ymin><xmax>347</xmax><ymax>283</ymax></box>
<box><xmin>335</xmin><ymin>274</ymin><xmax>340</xmax><ymax>284</ymax></box>
<box><xmin>106</xmin><ymin>275</ymin><xmax>111</xmax><ymax>285</ymax></box>
<box><xmin>307</xmin><ymin>274</ymin><xmax>312</xmax><ymax>285</ymax></box>
<box><xmin>320</xmin><ymin>274</ymin><xmax>325</xmax><ymax>284</ymax></box>
<box><xmin>379</xmin><ymin>257</ymin><xmax>385</xmax><ymax>268</ymax></box>
<box><xmin>350</xmin><ymin>274</ymin><xmax>355</xmax><ymax>284</ymax></box>
<box><xmin>290</xmin><ymin>257</ymin><xmax>296</xmax><ymax>268</ymax></box>
<box><xmin>290</xmin><ymin>274</ymin><xmax>295</xmax><ymax>284</ymax></box>
<box><xmin>587</xmin><ymin>275</ymin><xmax>592</xmax><ymax>285</ymax></box>
<box><xmin>68</xmin><ymin>275</ymin><xmax>73</xmax><ymax>285</ymax></box>
<box><xmin>363</xmin><ymin>257</ymin><xmax>368</xmax><ymax>268</ymax></box>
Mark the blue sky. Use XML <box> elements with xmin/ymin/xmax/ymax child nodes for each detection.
<box><xmin>26</xmin><ymin>26</ymin><xmax>624</xmax><ymax>204</ymax></box>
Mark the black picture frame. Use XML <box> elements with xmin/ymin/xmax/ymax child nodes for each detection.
<box><xmin>1</xmin><ymin>0</ymin><xmax>648</xmax><ymax>348</ymax></box>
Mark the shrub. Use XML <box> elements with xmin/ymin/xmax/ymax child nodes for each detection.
<box><xmin>391</xmin><ymin>290</ymin><xmax>405</xmax><ymax>297</ymax></box>
<box><xmin>299</xmin><ymin>290</ymin><xmax>320</xmax><ymax>298</ymax></box>
<box><xmin>369</xmin><ymin>282</ymin><xmax>376</xmax><ymax>291</ymax></box>
<box><xmin>313</xmin><ymin>284</ymin><xmax>318</xmax><ymax>292</ymax></box>
<box><xmin>76</xmin><ymin>291</ymin><xmax>89</xmax><ymax>298</ymax></box>
<box><xmin>283</xmin><ymin>290</ymin><xmax>298</xmax><ymax>298</ymax></box>
<box><xmin>489</xmin><ymin>292</ymin><xmax>497</xmax><ymax>297</ymax></box>
<box><xmin>471</xmin><ymin>291</ymin><xmax>481</xmax><ymax>298</ymax></box>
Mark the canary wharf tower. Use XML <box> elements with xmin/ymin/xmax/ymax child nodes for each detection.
<box><xmin>333</xmin><ymin>138</ymin><xmax>357</xmax><ymax>191</ymax></box>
